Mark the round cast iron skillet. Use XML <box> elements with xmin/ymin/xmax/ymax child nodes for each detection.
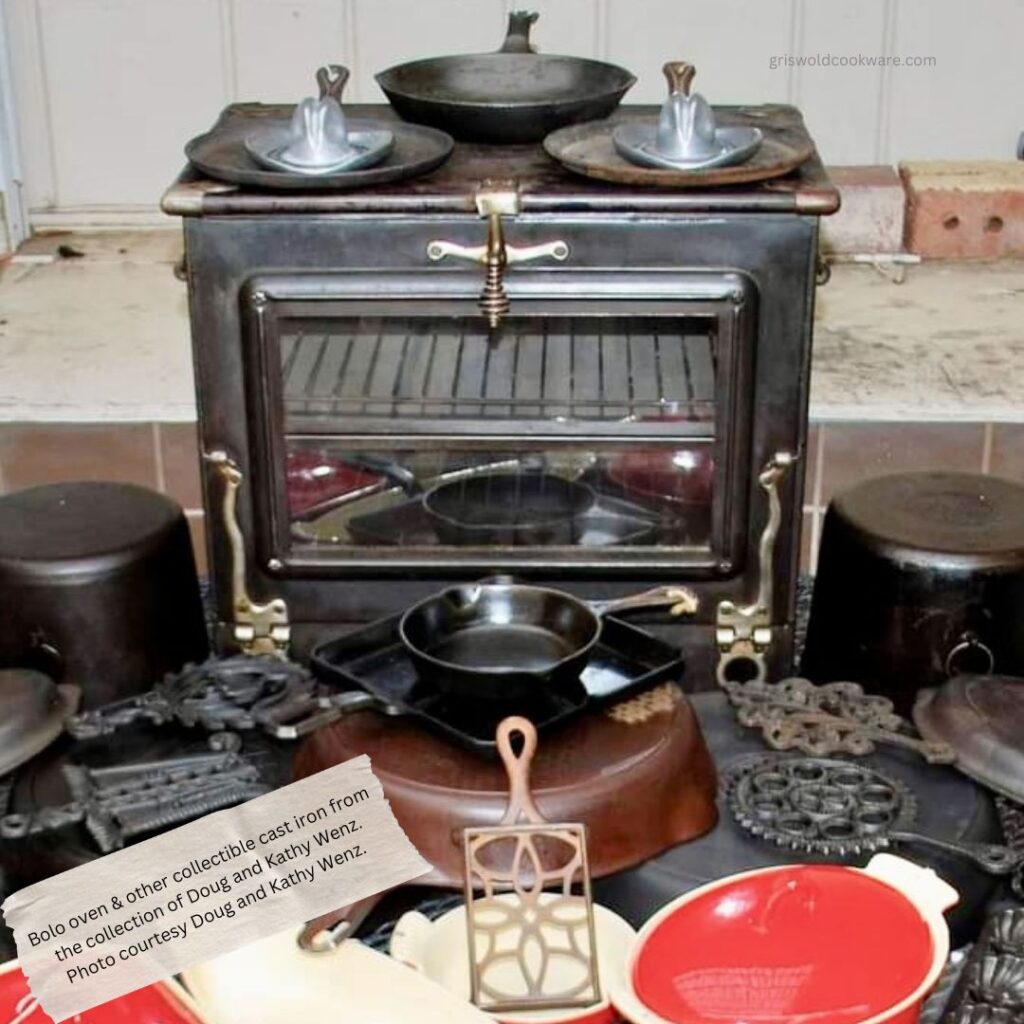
<box><xmin>398</xmin><ymin>579</ymin><xmax>698</xmax><ymax>701</ymax></box>
<box><xmin>423</xmin><ymin>471</ymin><xmax>594</xmax><ymax>546</ymax></box>
<box><xmin>375</xmin><ymin>11</ymin><xmax>636</xmax><ymax>144</ymax></box>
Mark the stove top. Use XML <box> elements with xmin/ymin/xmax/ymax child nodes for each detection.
<box><xmin>164</xmin><ymin>104</ymin><xmax>839</xmax><ymax>218</ymax></box>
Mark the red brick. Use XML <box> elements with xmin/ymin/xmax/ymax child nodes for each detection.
<box><xmin>901</xmin><ymin>161</ymin><xmax>1024</xmax><ymax>259</ymax></box>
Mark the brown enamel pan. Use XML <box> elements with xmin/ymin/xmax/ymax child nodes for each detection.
<box><xmin>293</xmin><ymin>683</ymin><xmax>718</xmax><ymax>948</ymax></box>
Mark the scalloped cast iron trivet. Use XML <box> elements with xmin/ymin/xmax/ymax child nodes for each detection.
<box><xmin>995</xmin><ymin>797</ymin><xmax>1024</xmax><ymax>901</ymax></box>
<box><xmin>725</xmin><ymin>755</ymin><xmax>1024</xmax><ymax>874</ymax></box>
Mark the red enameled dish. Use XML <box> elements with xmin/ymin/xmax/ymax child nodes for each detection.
<box><xmin>0</xmin><ymin>959</ymin><xmax>208</xmax><ymax>1024</ymax></box>
<box><xmin>615</xmin><ymin>855</ymin><xmax>957</xmax><ymax>1024</ymax></box>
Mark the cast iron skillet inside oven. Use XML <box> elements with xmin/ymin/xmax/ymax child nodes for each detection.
<box><xmin>422</xmin><ymin>471</ymin><xmax>594</xmax><ymax>547</ymax></box>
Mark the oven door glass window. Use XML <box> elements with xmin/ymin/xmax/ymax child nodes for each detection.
<box><xmin>248</xmin><ymin>285</ymin><xmax>753</xmax><ymax>573</ymax></box>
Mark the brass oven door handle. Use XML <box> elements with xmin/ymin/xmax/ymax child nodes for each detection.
<box><xmin>427</xmin><ymin>181</ymin><xmax>569</xmax><ymax>328</ymax></box>
<box><xmin>426</xmin><ymin>238</ymin><xmax>570</xmax><ymax>265</ymax></box>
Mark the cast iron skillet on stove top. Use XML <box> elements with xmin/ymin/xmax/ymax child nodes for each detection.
<box><xmin>375</xmin><ymin>10</ymin><xmax>636</xmax><ymax>144</ymax></box>
<box><xmin>398</xmin><ymin>578</ymin><xmax>698</xmax><ymax>702</ymax></box>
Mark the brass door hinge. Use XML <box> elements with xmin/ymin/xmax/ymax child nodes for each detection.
<box><xmin>205</xmin><ymin>451</ymin><xmax>290</xmax><ymax>658</ymax></box>
<box><xmin>716</xmin><ymin>452</ymin><xmax>796</xmax><ymax>686</ymax></box>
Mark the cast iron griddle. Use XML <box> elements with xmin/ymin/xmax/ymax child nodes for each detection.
<box><xmin>311</xmin><ymin>613</ymin><xmax>685</xmax><ymax>755</ymax></box>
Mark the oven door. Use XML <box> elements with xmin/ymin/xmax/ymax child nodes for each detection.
<box><xmin>242</xmin><ymin>269</ymin><xmax>756</xmax><ymax>577</ymax></box>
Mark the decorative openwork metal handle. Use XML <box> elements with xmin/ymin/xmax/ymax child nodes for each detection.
<box><xmin>427</xmin><ymin>182</ymin><xmax>569</xmax><ymax>328</ymax></box>
<box><xmin>716</xmin><ymin>451</ymin><xmax>796</xmax><ymax>686</ymax></box>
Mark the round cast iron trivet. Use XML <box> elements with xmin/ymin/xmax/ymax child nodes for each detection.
<box><xmin>726</xmin><ymin>754</ymin><xmax>1024</xmax><ymax>875</ymax></box>
<box><xmin>544</xmin><ymin>109</ymin><xmax>812</xmax><ymax>188</ymax></box>
<box><xmin>186</xmin><ymin>116</ymin><xmax>453</xmax><ymax>191</ymax></box>
<box><xmin>725</xmin><ymin>754</ymin><xmax>917</xmax><ymax>856</ymax></box>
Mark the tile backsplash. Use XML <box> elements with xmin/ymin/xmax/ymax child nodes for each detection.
<box><xmin>0</xmin><ymin>419</ymin><xmax>1017</xmax><ymax>577</ymax></box>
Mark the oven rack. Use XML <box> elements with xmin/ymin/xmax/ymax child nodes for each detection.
<box><xmin>280</xmin><ymin>316</ymin><xmax>718</xmax><ymax>429</ymax></box>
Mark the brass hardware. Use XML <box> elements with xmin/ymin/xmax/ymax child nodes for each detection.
<box><xmin>716</xmin><ymin>451</ymin><xmax>795</xmax><ymax>686</ymax></box>
<box><xmin>205</xmin><ymin>451</ymin><xmax>290</xmax><ymax>658</ymax></box>
<box><xmin>662</xmin><ymin>61</ymin><xmax>697</xmax><ymax>96</ymax></box>
<box><xmin>427</xmin><ymin>181</ymin><xmax>569</xmax><ymax>328</ymax></box>
<box><xmin>315</xmin><ymin>63</ymin><xmax>349</xmax><ymax>102</ymax></box>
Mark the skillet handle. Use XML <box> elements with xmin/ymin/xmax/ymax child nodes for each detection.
<box><xmin>499</xmin><ymin>10</ymin><xmax>539</xmax><ymax>53</ymax></box>
<box><xmin>589</xmin><ymin>585</ymin><xmax>699</xmax><ymax>619</ymax></box>
<box><xmin>497</xmin><ymin>716</ymin><xmax>546</xmax><ymax>825</ymax></box>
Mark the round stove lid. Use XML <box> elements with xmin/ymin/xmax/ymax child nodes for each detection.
<box><xmin>914</xmin><ymin>674</ymin><xmax>1024</xmax><ymax>802</ymax></box>
<box><xmin>833</xmin><ymin>472</ymin><xmax>1024</xmax><ymax>563</ymax></box>
<box><xmin>0</xmin><ymin>482</ymin><xmax>180</xmax><ymax>573</ymax></box>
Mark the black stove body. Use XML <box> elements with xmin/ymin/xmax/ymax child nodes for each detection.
<box><xmin>165</xmin><ymin>104</ymin><xmax>838</xmax><ymax>688</ymax></box>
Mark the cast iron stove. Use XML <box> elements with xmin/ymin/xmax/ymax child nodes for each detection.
<box><xmin>164</xmin><ymin>103</ymin><xmax>838</xmax><ymax>688</ymax></box>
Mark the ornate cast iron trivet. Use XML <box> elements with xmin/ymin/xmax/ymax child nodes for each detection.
<box><xmin>936</xmin><ymin>907</ymin><xmax>1024</xmax><ymax>1024</ymax></box>
<box><xmin>68</xmin><ymin>656</ymin><xmax>326</xmax><ymax>742</ymax></box>
<box><xmin>722</xmin><ymin>676</ymin><xmax>956</xmax><ymax>764</ymax></box>
<box><xmin>725</xmin><ymin>755</ymin><xmax>1023</xmax><ymax>875</ymax></box>
<box><xmin>995</xmin><ymin>797</ymin><xmax>1024</xmax><ymax>901</ymax></box>
<box><xmin>0</xmin><ymin>751</ymin><xmax>268</xmax><ymax>852</ymax></box>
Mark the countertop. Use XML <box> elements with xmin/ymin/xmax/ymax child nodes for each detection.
<box><xmin>1</xmin><ymin>230</ymin><xmax>1021</xmax><ymax>424</ymax></box>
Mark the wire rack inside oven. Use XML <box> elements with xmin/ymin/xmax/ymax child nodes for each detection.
<box><xmin>280</xmin><ymin>315</ymin><xmax>719</xmax><ymax>426</ymax></box>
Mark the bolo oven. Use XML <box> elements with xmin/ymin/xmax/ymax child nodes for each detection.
<box><xmin>164</xmin><ymin>106</ymin><xmax>838</xmax><ymax>686</ymax></box>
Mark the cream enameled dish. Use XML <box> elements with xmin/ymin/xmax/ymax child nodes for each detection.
<box><xmin>181</xmin><ymin>928</ymin><xmax>493</xmax><ymax>1024</ymax></box>
<box><xmin>391</xmin><ymin>896</ymin><xmax>637</xmax><ymax>1024</ymax></box>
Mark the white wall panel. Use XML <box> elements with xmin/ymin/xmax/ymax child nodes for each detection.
<box><xmin>350</xmin><ymin>0</ymin><xmax>504</xmax><ymax>102</ymax></box>
<box><xmin>231</xmin><ymin>0</ymin><xmax>352</xmax><ymax>102</ymax></box>
<box><xmin>883</xmin><ymin>0</ymin><xmax>1024</xmax><ymax>161</ymax></box>
<box><xmin>31</xmin><ymin>0</ymin><xmax>227</xmax><ymax>208</ymax></box>
<box><xmin>3</xmin><ymin>0</ymin><xmax>1023</xmax><ymax>220</ymax></box>
<box><xmin>5</xmin><ymin>0</ymin><xmax>55</xmax><ymax>210</ymax></box>
<box><xmin>792</xmin><ymin>0</ymin><xmax>889</xmax><ymax>166</ymax></box>
<box><xmin>606</xmin><ymin>0</ymin><xmax>796</xmax><ymax>104</ymax></box>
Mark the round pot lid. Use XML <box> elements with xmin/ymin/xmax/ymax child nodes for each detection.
<box><xmin>622</xmin><ymin>863</ymin><xmax>938</xmax><ymax>1024</ymax></box>
<box><xmin>832</xmin><ymin>472</ymin><xmax>1024</xmax><ymax>565</ymax></box>
<box><xmin>0</xmin><ymin>669</ymin><xmax>77</xmax><ymax>776</ymax></box>
<box><xmin>0</xmin><ymin>481</ymin><xmax>182</xmax><ymax>575</ymax></box>
<box><xmin>914</xmin><ymin>674</ymin><xmax>1024</xmax><ymax>801</ymax></box>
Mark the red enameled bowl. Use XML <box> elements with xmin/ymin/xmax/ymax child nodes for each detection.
<box><xmin>614</xmin><ymin>855</ymin><xmax>958</xmax><ymax>1024</ymax></box>
<box><xmin>607</xmin><ymin>447</ymin><xmax>714</xmax><ymax>508</ymax></box>
<box><xmin>0</xmin><ymin>959</ymin><xmax>208</xmax><ymax>1024</ymax></box>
